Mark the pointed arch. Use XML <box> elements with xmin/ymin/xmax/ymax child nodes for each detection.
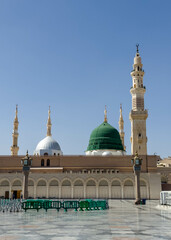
<box><xmin>48</xmin><ymin>178</ymin><xmax>59</xmax><ymax>198</ymax></box>
<box><xmin>111</xmin><ymin>178</ymin><xmax>122</xmax><ymax>199</ymax></box>
<box><xmin>73</xmin><ymin>178</ymin><xmax>84</xmax><ymax>199</ymax></box>
<box><xmin>98</xmin><ymin>178</ymin><xmax>109</xmax><ymax>199</ymax></box>
<box><xmin>36</xmin><ymin>178</ymin><xmax>47</xmax><ymax>198</ymax></box>
<box><xmin>61</xmin><ymin>178</ymin><xmax>72</xmax><ymax>199</ymax></box>
<box><xmin>86</xmin><ymin>178</ymin><xmax>97</xmax><ymax>199</ymax></box>
<box><xmin>123</xmin><ymin>178</ymin><xmax>134</xmax><ymax>199</ymax></box>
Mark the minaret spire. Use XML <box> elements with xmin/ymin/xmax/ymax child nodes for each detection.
<box><xmin>129</xmin><ymin>46</ymin><xmax>148</xmax><ymax>155</ymax></box>
<box><xmin>119</xmin><ymin>104</ymin><xmax>125</xmax><ymax>150</ymax></box>
<box><xmin>136</xmin><ymin>43</ymin><xmax>139</xmax><ymax>53</ymax></box>
<box><xmin>11</xmin><ymin>105</ymin><xmax>19</xmax><ymax>155</ymax></box>
<box><xmin>47</xmin><ymin>106</ymin><xmax>52</xmax><ymax>136</ymax></box>
<box><xmin>104</xmin><ymin>105</ymin><xmax>107</xmax><ymax>123</ymax></box>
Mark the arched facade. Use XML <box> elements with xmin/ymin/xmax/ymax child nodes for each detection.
<box><xmin>73</xmin><ymin>179</ymin><xmax>84</xmax><ymax>199</ymax></box>
<box><xmin>61</xmin><ymin>179</ymin><xmax>72</xmax><ymax>199</ymax></box>
<box><xmin>123</xmin><ymin>179</ymin><xmax>134</xmax><ymax>199</ymax></box>
<box><xmin>11</xmin><ymin>178</ymin><xmax>22</xmax><ymax>199</ymax></box>
<box><xmin>28</xmin><ymin>179</ymin><xmax>35</xmax><ymax>198</ymax></box>
<box><xmin>98</xmin><ymin>179</ymin><xmax>109</xmax><ymax>199</ymax></box>
<box><xmin>0</xmin><ymin>172</ymin><xmax>153</xmax><ymax>200</ymax></box>
<box><xmin>86</xmin><ymin>179</ymin><xmax>97</xmax><ymax>199</ymax></box>
<box><xmin>36</xmin><ymin>179</ymin><xmax>47</xmax><ymax>198</ymax></box>
<box><xmin>0</xmin><ymin>179</ymin><xmax>10</xmax><ymax>199</ymax></box>
<box><xmin>140</xmin><ymin>179</ymin><xmax>148</xmax><ymax>199</ymax></box>
<box><xmin>111</xmin><ymin>179</ymin><xmax>122</xmax><ymax>199</ymax></box>
<box><xmin>48</xmin><ymin>179</ymin><xmax>59</xmax><ymax>198</ymax></box>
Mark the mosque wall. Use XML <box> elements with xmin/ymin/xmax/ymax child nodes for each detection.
<box><xmin>0</xmin><ymin>155</ymin><xmax>159</xmax><ymax>173</ymax></box>
<box><xmin>0</xmin><ymin>172</ymin><xmax>161</xmax><ymax>200</ymax></box>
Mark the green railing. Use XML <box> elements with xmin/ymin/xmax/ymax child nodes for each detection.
<box><xmin>21</xmin><ymin>199</ymin><xmax>108</xmax><ymax>212</ymax></box>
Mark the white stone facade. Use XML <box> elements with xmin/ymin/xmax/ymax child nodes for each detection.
<box><xmin>0</xmin><ymin>172</ymin><xmax>161</xmax><ymax>200</ymax></box>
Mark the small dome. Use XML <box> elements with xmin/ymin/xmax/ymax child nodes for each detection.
<box><xmin>102</xmin><ymin>151</ymin><xmax>113</xmax><ymax>156</ymax></box>
<box><xmin>87</xmin><ymin>122</ymin><xmax>124</xmax><ymax>152</ymax></box>
<box><xmin>34</xmin><ymin>136</ymin><xmax>62</xmax><ymax>156</ymax></box>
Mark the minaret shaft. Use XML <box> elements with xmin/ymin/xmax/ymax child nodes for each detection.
<box><xmin>119</xmin><ymin>104</ymin><xmax>125</xmax><ymax>150</ymax></box>
<box><xmin>11</xmin><ymin>105</ymin><xmax>19</xmax><ymax>155</ymax></box>
<box><xmin>129</xmin><ymin>48</ymin><xmax>148</xmax><ymax>155</ymax></box>
<box><xmin>47</xmin><ymin>106</ymin><xmax>52</xmax><ymax>136</ymax></box>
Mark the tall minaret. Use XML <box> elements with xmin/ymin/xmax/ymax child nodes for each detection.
<box><xmin>119</xmin><ymin>104</ymin><xmax>125</xmax><ymax>150</ymax></box>
<box><xmin>129</xmin><ymin>45</ymin><xmax>148</xmax><ymax>155</ymax></box>
<box><xmin>47</xmin><ymin>106</ymin><xmax>52</xmax><ymax>136</ymax></box>
<box><xmin>11</xmin><ymin>105</ymin><xmax>19</xmax><ymax>155</ymax></box>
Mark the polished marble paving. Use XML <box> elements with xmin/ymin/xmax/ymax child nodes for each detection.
<box><xmin>0</xmin><ymin>200</ymin><xmax>171</xmax><ymax>240</ymax></box>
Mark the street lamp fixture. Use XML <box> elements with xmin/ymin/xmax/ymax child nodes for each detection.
<box><xmin>21</xmin><ymin>151</ymin><xmax>32</xmax><ymax>199</ymax></box>
<box><xmin>131</xmin><ymin>152</ymin><xmax>142</xmax><ymax>205</ymax></box>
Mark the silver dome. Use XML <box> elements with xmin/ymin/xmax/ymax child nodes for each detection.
<box><xmin>34</xmin><ymin>136</ymin><xmax>62</xmax><ymax>156</ymax></box>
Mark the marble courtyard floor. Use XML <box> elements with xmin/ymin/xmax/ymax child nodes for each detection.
<box><xmin>0</xmin><ymin>200</ymin><xmax>170</xmax><ymax>240</ymax></box>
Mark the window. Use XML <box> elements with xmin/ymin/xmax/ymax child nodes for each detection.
<box><xmin>41</xmin><ymin>159</ymin><xmax>44</xmax><ymax>167</ymax></box>
<box><xmin>47</xmin><ymin>159</ymin><xmax>50</xmax><ymax>167</ymax></box>
<box><xmin>44</xmin><ymin>153</ymin><xmax>48</xmax><ymax>156</ymax></box>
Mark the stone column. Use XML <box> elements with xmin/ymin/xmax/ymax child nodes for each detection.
<box><xmin>23</xmin><ymin>171</ymin><xmax>29</xmax><ymax>199</ymax></box>
<box><xmin>9</xmin><ymin>185</ymin><xmax>12</xmax><ymax>199</ymax></box>
<box><xmin>135</xmin><ymin>171</ymin><xmax>140</xmax><ymax>202</ymax></box>
<box><xmin>121</xmin><ymin>185</ymin><xmax>124</xmax><ymax>199</ymax></box>
<box><xmin>34</xmin><ymin>185</ymin><xmax>36</xmax><ymax>199</ymax></box>
<box><xmin>71</xmin><ymin>185</ymin><xmax>74</xmax><ymax>199</ymax></box>
<box><xmin>96</xmin><ymin>185</ymin><xmax>98</xmax><ymax>199</ymax></box>
<box><xmin>84</xmin><ymin>185</ymin><xmax>86</xmax><ymax>199</ymax></box>
<box><xmin>109</xmin><ymin>184</ymin><xmax>111</xmax><ymax>199</ymax></box>
<box><xmin>59</xmin><ymin>185</ymin><xmax>61</xmax><ymax>199</ymax></box>
<box><xmin>47</xmin><ymin>185</ymin><xmax>49</xmax><ymax>199</ymax></box>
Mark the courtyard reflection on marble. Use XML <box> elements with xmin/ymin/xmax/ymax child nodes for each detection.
<box><xmin>0</xmin><ymin>200</ymin><xmax>171</xmax><ymax>240</ymax></box>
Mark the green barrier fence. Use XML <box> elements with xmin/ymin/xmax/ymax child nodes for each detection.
<box><xmin>63</xmin><ymin>201</ymin><xmax>79</xmax><ymax>212</ymax></box>
<box><xmin>22</xmin><ymin>199</ymin><xmax>108</xmax><ymax>212</ymax></box>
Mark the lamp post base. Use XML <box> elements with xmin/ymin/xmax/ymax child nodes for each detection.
<box><xmin>135</xmin><ymin>199</ymin><xmax>141</xmax><ymax>205</ymax></box>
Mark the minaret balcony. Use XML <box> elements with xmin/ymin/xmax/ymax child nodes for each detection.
<box><xmin>130</xmin><ymin>87</ymin><xmax>146</xmax><ymax>95</ymax></box>
<box><xmin>129</xmin><ymin>110</ymin><xmax>148</xmax><ymax>120</ymax></box>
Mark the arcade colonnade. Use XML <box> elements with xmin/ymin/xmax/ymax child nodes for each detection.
<box><xmin>0</xmin><ymin>174</ymin><xmax>149</xmax><ymax>199</ymax></box>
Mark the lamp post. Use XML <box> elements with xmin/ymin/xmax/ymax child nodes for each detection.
<box><xmin>21</xmin><ymin>151</ymin><xmax>32</xmax><ymax>199</ymax></box>
<box><xmin>131</xmin><ymin>152</ymin><xmax>142</xmax><ymax>205</ymax></box>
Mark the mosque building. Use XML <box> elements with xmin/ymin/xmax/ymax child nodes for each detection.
<box><xmin>0</xmin><ymin>48</ymin><xmax>161</xmax><ymax>200</ymax></box>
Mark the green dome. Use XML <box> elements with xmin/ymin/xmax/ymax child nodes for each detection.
<box><xmin>87</xmin><ymin>122</ymin><xmax>124</xmax><ymax>151</ymax></box>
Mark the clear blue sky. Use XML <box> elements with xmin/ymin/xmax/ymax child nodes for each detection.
<box><xmin>0</xmin><ymin>0</ymin><xmax>170</xmax><ymax>158</ymax></box>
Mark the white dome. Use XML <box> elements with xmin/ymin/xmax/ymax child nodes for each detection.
<box><xmin>34</xmin><ymin>136</ymin><xmax>62</xmax><ymax>156</ymax></box>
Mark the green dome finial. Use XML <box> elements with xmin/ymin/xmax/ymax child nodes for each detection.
<box><xmin>104</xmin><ymin>105</ymin><xmax>107</xmax><ymax>123</ymax></box>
